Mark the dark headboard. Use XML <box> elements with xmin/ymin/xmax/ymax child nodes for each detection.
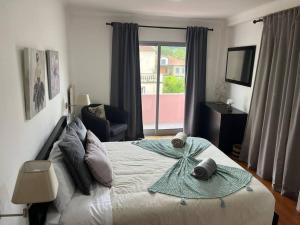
<box><xmin>29</xmin><ymin>116</ymin><xmax>67</xmax><ymax>225</ymax></box>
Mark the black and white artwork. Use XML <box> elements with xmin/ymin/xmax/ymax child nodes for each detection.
<box><xmin>46</xmin><ymin>50</ymin><xmax>60</xmax><ymax>99</ymax></box>
<box><xmin>23</xmin><ymin>48</ymin><xmax>46</xmax><ymax>119</ymax></box>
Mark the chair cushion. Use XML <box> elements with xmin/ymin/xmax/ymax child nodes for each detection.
<box><xmin>88</xmin><ymin>105</ymin><xmax>107</xmax><ymax>120</ymax></box>
<box><xmin>110</xmin><ymin>123</ymin><xmax>128</xmax><ymax>136</ymax></box>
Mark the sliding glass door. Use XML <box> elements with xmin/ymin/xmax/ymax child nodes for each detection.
<box><xmin>140</xmin><ymin>42</ymin><xmax>186</xmax><ymax>135</ymax></box>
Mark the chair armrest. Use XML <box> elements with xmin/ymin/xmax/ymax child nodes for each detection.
<box><xmin>105</xmin><ymin>105</ymin><xmax>128</xmax><ymax>124</ymax></box>
<box><xmin>81</xmin><ymin>107</ymin><xmax>110</xmax><ymax>142</ymax></box>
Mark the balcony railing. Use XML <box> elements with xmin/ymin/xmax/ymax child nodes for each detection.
<box><xmin>141</xmin><ymin>73</ymin><xmax>156</xmax><ymax>82</ymax></box>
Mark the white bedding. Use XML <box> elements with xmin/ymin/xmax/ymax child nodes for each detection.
<box><xmin>60</xmin><ymin>141</ymin><xmax>275</xmax><ymax>225</ymax></box>
<box><xmin>60</xmin><ymin>184</ymin><xmax>112</xmax><ymax>225</ymax></box>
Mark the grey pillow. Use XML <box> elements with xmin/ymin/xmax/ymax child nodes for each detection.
<box><xmin>68</xmin><ymin>117</ymin><xmax>87</xmax><ymax>142</ymax></box>
<box><xmin>59</xmin><ymin>128</ymin><xmax>93</xmax><ymax>195</ymax></box>
<box><xmin>86</xmin><ymin>130</ymin><xmax>107</xmax><ymax>155</ymax></box>
<box><xmin>88</xmin><ymin>105</ymin><xmax>106</xmax><ymax>120</ymax></box>
<box><xmin>48</xmin><ymin>140</ymin><xmax>75</xmax><ymax>213</ymax></box>
<box><xmin>85</xmin><ymin>130</ymin><xmax>112</xmax><ymax>187</ymax></box>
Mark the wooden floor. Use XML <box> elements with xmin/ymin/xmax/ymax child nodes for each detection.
<box><xmin>146</xmin><ymin>136</ymin><xmax>300</xmax><ymax>225</ymax></box>
<box><xmin>236</xmin><ymin>160</ymin><xmax>300</xmax><ymax>225</ymax></box>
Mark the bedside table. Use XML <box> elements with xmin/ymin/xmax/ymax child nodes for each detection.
<box><xmin>199</xmin><ymin>102</ymin><xmax>248</xmax><ymax>155</ymax></box>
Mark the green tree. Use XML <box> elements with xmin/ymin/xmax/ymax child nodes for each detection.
<box><xmin>162</xmin><ymin>75</ymin><xmax>185</xmax><ymax>93</ymax></box>
<box><xmin>161</xmin><ymin>46</ymin><xmax>186</xmax><ymax>60</ymax></box>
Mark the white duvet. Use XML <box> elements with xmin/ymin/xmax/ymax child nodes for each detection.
<box><xmin>60</xmin><ymin>142</ymin><xmax>275</xmax><ymax>225</ymax></box>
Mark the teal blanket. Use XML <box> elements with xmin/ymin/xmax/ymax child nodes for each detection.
<box><xmin>133</xmin><ymin>137</ymin><xmax>252</xmax><ymax>199</ymax></box>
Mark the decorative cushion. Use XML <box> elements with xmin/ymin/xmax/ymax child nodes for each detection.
<box><xmin>86</xmin><ymin>130</ymin><xmax>107</xmax><ymax>155</ymax></box>
<box><xmin>88</xmin><ymin>105</ymin><xmax>106</xmax><ymax>120</ymax></box>
<box><xmin>68</xmin><ymin>117</ymin><xmax>87</xmax><ymax>142</ymax></box>
<box><xmin>85</xmin><ymin>130</ymin><xmax>112</xmax><ymax>187</ymax></box>
<box><xmin>48</xmin><ymin>140</ymin><xmax>75</xmax><ymax>213</ymax></box>
<box><xmin>110</xmin><ymin>123</ymin><xmax>128</xmax><ymax>136</ymax></box>
<box><xmin>59</xmin><ymin>128</ymin><xmax>93</xmax><ymax>195</ymax></box>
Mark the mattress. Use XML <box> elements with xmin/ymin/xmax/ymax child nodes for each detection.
<box><xmin>60</xmin><ymin>141</ymin><xmax>275</xmax><ymax>225</ymax></box>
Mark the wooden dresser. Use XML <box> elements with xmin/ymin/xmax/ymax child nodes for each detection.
<box><xmin>199</xmin><ymin>102</ymin><xmax>248</xmax><ymax>155</ymax></box>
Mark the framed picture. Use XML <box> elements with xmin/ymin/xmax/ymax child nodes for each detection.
<box><xmin>23</xmin><ymin>48</ymin><xmax>46</xmax><ymax>120</ymax></box>
<box><xmin>46</xmin><ymin>50</ymin><xmax>60</xmax><ymax>99</ymax></box>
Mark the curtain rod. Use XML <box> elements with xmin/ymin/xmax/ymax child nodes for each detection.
<box><xmin>106</xmin><ymin>22</ymin><xmax>214</xmax><ymax>31</ymax></box>
<box><xmin>253</xmin><ymin>18</ymin><xmax>263</xmax><ymax>24</ymax></box>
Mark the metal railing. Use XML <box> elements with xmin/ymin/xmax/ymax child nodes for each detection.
<box><xmin>141</xmin><ymin>73</ymin><xmax>185</xmax><ymax>83</ymax></box>
<box><xmin>141</xmin><ymin>73</ymin><xmax>156</xmax><ymax>82</ymax></box>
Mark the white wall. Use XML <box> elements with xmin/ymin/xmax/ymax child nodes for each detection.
<box><xmin>223</xmin><ymin>21</ymin><xmax>263</xmax><ymax>112</ymax></box>
<box><xmin>66</xmin><ymin>7</ymin><xmax>227</xmax><ymax>104</ymax></box>
<box><xmin>0</xmin><ymin>0</ymin><xmax>69</xmax><ymax>224</ymax></box>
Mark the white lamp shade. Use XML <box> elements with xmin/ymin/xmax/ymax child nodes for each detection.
<box><xmin>12</xmin><ymin>160</ymin><xmax>58</xmax><ymax>204</ymax></box>
<box><xmin>76</xmin><ymin>94</ymin><xmax>91</xmax><ymax>106</ymax></box>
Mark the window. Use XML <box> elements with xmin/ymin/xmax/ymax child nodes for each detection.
<box><xmin>140</xmin><ymin>42</ymin><xmax>186</xmax><ymax>134</ymax></box>
<box><xmin>160</xmin><ymin>57</ymin><xmax>168</xmax><ymax>65</ymax></box>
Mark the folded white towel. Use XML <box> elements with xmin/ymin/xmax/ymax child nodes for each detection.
<box><xmin>171</xmin><ymin>132</ymin><xmax>187</xmax><ymax>148</ymax></box>
<box><xmin>192</xmin><ymin>158</ymin><xmax>217</xmax><ymax>180</ymax></box>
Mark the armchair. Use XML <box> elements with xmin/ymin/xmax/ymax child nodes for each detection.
<box><xmin>81</xmin><ymin>104</ymin><xmax>128</xmax><ymax>142</ymax></box>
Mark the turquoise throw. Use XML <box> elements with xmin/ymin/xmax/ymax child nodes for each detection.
<box><xmin>133</xmin><ymin>137</ymin><xmax>252</xmax><ymax>199</ymax></box>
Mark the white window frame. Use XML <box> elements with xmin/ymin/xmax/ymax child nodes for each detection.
<box><xmin>140</xmin><ymin>41</ymin><xmax>186</xmax><ymax>136</ymax></box>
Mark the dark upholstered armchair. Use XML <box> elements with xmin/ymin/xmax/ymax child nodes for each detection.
<box><xmin>81</xmin><ymin>104</ymin><xmax>128</xmax><ymax>142</ymax></box>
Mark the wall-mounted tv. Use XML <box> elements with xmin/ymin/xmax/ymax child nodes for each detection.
<box><xmin>225</xmin><ymin>46</ymin><xmax>256</xmax><ymax>87</ymax></box>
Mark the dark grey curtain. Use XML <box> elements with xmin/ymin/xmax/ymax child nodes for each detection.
<box><xmin>240</xmin><ymin>7</ymin><xmax>300</xmax><ymax>200</ymax></box>
<box><xmin>110</xmin><ymin>22</ymin><xmax>144</xmax><ymax>140</ymax></box>
<box><xmin>184</xmin><ymin>27</ymin><xmax>208</xmax><ymax>136</ymax></box>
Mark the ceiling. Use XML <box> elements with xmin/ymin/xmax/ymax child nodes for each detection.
<box><xmin>64</xmin><ymin>0</ymin><xmax>276</xmax><ymax>18</ymax></box>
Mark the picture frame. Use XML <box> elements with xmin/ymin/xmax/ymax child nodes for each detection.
<box><xmin>46</xmin><ymin>50</ymin><xmax>60</xmax><ymax>99</ymax></box>
<box><xmin>23</xmin><ymin>48</ymin><xmax>46</xmax><ymax>119</ymax></box>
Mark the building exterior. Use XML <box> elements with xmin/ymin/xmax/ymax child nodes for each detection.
<box><xmin>140</xmin><ymin>46</ymin><xmax>185</xmax><ymax>95</ymax></box>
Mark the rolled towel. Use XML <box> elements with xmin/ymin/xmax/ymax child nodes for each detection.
<box><xmin>192</xmin><ymin>158</ymin><xmax>217</xmax><ymax>180</ymax></box>
<box><xmin>171</xmin><ymin>132</ymin><xmax>187</xmax><ymax>148</ymax></box>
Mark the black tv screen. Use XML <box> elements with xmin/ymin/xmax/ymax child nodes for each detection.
<box><xmin>225</xmin><ymin>46</ymin><xmax>256</xmax><ymax>87</ymax></box>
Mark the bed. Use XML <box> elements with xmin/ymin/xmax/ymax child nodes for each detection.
<box><xmin>29</xmin><ymin>116</ymin><xmax>276</xmax><ymax>225</ymax></box>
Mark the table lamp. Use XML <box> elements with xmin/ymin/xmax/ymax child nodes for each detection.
<box><xmin>0</xmin><ymin>160</ymin><xmax>58</xmax><ymax>218</ymax></box>
<box><xmin>76</xmin><ymin>94</ymin><xmax>91</xmax><ymax>106</ymax></box>
<box><xmin>226</xmin><ymin>98</ymin><xmax>234</xmax><ymax>112</ymax></box>
<box><xmin>65</xmin><ymin>93</ymin><xmax>91</xmax><ymax>122</ymax></box>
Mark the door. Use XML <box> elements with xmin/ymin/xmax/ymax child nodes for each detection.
<box><xmin>139</xmin><ymin>42</ymin><xmax>186</xmax><ymax>135</ymax></box>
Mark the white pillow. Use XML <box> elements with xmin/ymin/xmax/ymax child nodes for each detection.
<box><xmin>48</xmin><ymin>140</ymin><xmax>76</xmax><ymax>213</ymax></box>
